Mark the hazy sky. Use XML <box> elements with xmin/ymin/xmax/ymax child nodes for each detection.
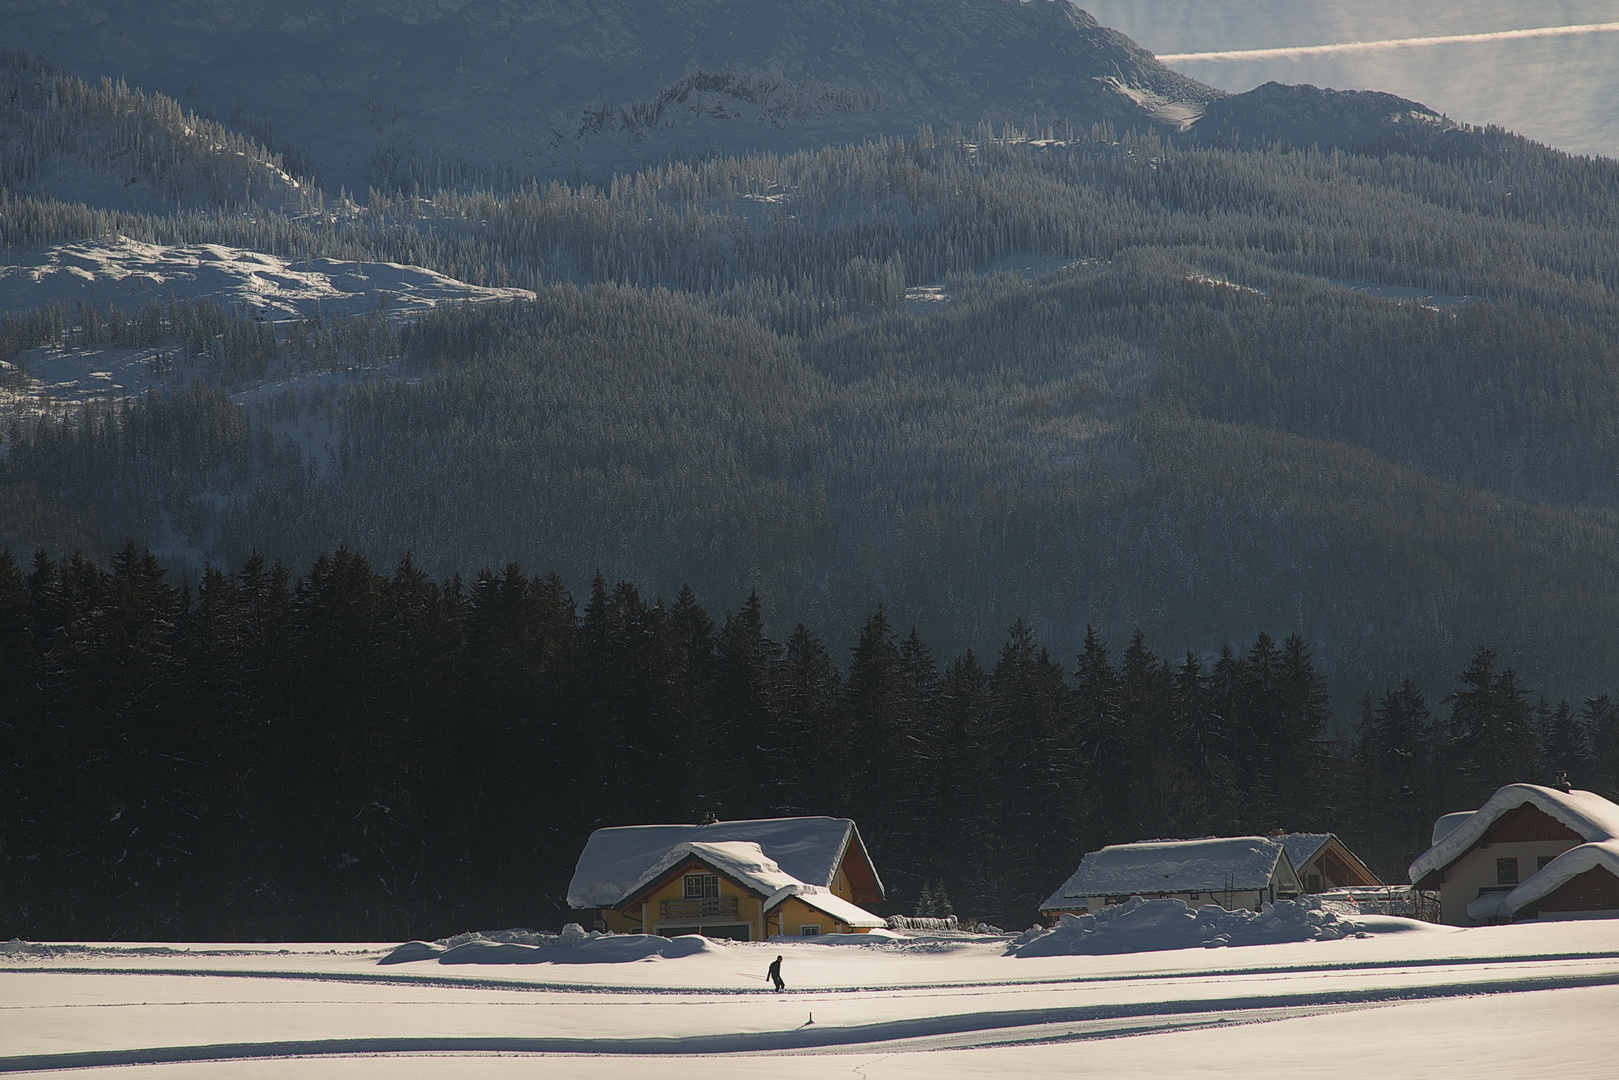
<box><xmin>1081</xmin><ymin>1</ymin><xmax>1619</xmax><ymax>158</ymax></box>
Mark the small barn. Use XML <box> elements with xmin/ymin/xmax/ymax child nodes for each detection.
<box><xmin>1040</xmin><ymin>836</ymin><xmax>1302</xmax><ymax>918</ymax></box>
<box><xmin>567</xmin><ymin>816</ymin><xmax>886</xmax><ymax>940</ymax></box>
<box><xmin>1280</xmin><ymin>833</ymin><xmax>1383</xmax><ymax>893</ymax></box>
<box><xmin>1409</xmin><ymin>784</ymin><xmax>1619</xmax><ymax>926</ymax></box>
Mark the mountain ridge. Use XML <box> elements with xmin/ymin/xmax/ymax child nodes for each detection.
<box><xmin>0</xmin><ymin>0</ymin><xmax>1450</xmax><ymax>190</ymax></box>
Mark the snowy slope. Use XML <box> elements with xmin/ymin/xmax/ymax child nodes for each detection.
<box><xmin>0</xmin><ymin>237</ymin><xmax>535</xmax><ymax>322</ymax></box>
<box><xmin>0</xmin><ymin>0</ymin><xmax>1221</xmax><ymax>189</ymax></box>
<box><xmin>4</xmin><ymin>921</ymin><xmax>1619</xmax><ymax>1077</ymax></box>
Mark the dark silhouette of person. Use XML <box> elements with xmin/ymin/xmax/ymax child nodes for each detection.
<box><xmin>767</xmin><ymin>954</ymin><xmax>784</xmax><ymax>991</ymax></box>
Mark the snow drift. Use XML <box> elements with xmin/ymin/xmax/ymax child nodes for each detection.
<box><xmin>379</xmin><ymin>923</ymin><xmax>719</xmax><ymax>965</ymax></box>
<box><xmin>1010</xmin><ymin>896</ymin><xmax>1438</xmax><ymax>957</ymax></box>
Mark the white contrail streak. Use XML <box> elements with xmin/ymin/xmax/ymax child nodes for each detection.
<box><xmin>1157</xmin><ymin>22</ymin><xmax>1619</xmax><ymax>63</ymax></box>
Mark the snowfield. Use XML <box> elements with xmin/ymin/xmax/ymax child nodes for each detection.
<box><xmin>0</xmin><ymin>237</ymin><xmax>535</xmax><ymax>323</ymax></box>
<box><xmin>3</xmin><ymin>918</ymin><xmax>1618</xmax><ymax>1078</ymax></box>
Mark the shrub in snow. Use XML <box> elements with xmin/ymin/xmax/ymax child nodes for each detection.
<box><xmin>1010</xmin><ymin>896</ymin><xmax>1414</xmax><ymax>957</ymax></box>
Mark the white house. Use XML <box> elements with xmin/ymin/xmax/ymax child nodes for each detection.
<box><xmin>1040</xmin><ymin>836</ymin><xmax>1302</xmax><ymax>917</ymax></box>
<box><xmin>1408</xmin><ymin>784</ymin><xmax>1619</xmax><ymax>926</ymax></box>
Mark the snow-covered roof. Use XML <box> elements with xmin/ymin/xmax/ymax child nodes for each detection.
<box><xmin>620</xmin><ymin>841</ymin><xmax>799</xmax><ymax>905</ymax></box>
<box><xmin>1431</xmin><ymin>811</ymin><xmax>1475</xmax><ymax>846</ymax></box>
<box><xmin>765</xmin><ymin>883</ymin><xmax>886</xmax><ymax>929</ymax></box>
<box><xmin>1468</xmin><ymin>840</ymin><xmax>1619</xmax><ymax>921</ymax></box>
<box><xmin>1041</xmin><ymin>837</ymin><xmax>1295</xmax><ymax>911</ymax></box>
<box><xmin>1279</xmin><ymin>833</ymin><xmax>1332</xmax><ymax>870</ymax></box>
<box><xmin>1408</xmin><ymin>785</ymin><xmax>1619</xmax><ymax>885</ymax></box>
<box><xmin>567</xmin><ymin>816</ymin><xmax>877</xmax><ymax>908</ymax></box>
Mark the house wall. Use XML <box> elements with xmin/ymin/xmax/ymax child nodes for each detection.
<box><xmin>608</xmin><ymin>860</ymin><xmax>766</xmax><ymax>940</ymax></box>
<box><xmin>1299</xmin><ymin>841</ymin><xmax>1380</xmax><ymax>891</ymax></box>
<box><xmin>836</xmin><ymin>848</ymin><xmax>883</xmax><ymax>905</ymax></box>
<box><xmin>1439</xmin><ymin>840</ymin><xmax>1582</xmax><ymax>925</ymax></box>
<box><xmin>1063</xmin><ymin>889</ymin><xmax>1271</xmax><ymax>914</ymax></box>
<box><xmin>766</xmin><ymin>896</ymin><xmax>863</xmax><ymax>937</ymax></box>
<box><xmin>1528</xmin><ymin>866</ymin><xmax>1619</xmax><ymax>918</ymax></box>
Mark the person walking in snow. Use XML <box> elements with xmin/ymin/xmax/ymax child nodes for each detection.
<box><xmin>767</xmin><ymin>954</ymin><xmax>784</xmax><ymax>991</ymax></box>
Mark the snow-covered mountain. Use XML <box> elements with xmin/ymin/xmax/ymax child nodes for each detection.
<box><xmin>1087</xmin><ymin>0</ymin><xmax>1619</xmax><ymax>159</ymax></box>
<box><xmin>0</xmin><ymin>0</ymin><xmax>1432</xmax><ymax>191</ymax></box>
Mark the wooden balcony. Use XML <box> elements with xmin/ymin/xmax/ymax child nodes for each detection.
<box><xmin>659</xmin><ymin>896</ymin><xmax>739</xmax><ymax>920</ymax></box>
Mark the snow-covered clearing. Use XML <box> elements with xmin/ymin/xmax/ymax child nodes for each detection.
<box><xmin>0</xmin><ymin>237</ymin><xmax>534</xmax><ymax>323</ymax></box>
<box><xmin>3</xmin><ymin>918</ymin><xmax>1617</xmax><ymax>1077</ymax></box>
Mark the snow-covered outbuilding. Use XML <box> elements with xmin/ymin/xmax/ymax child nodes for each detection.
<box><xmin>1040</xmin><ymin>836</ymin><xmax>1303</xmax><ymax>917</ymax></box>
<box><xmin>1408</xmin><ymin>784</ymin><xmax>1619</xmax><ymax>926</ymax></box>
<box><xmin>1279</xmin><ymin>833</ymin><xmax>1383</xmax><ymax>893</ymax></box>
<box><xmin>566</xmin><ymin>817</ymin><xmax>886</xmax><ymax>940</ymax></box>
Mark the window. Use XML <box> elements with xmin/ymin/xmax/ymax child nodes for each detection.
<box><xmin>1306</xmin><ymin>873</ymin><xmax>1322</xmax><ymax>893</ymax></box>
<box><xmin>1496</xmin><ymin>858</ymin><xmax>1519</xmax><ymax>885</ymax></box>
<box><xmin>684</xmin><ymin>873</ymin><xmax>719</xmax><ymax>899</ymax></box>
<box><xmin>1189</xmin><ymin>892</ymin><xmax>1200</xmax><ymax>901</ymax></box>
<box><xmin>1538</xmin><ymin>855</ymin><xmax>1557</xmax><ymax>871</ymax></box>
<box><xmin>800</xmin><ymin>924</ymin><xmax>822</xmax><ymax>936</ymax></box>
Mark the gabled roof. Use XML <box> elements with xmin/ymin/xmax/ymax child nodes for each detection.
<box><xmin>1408</xmin><ymin>785</ymin><xmax>1619</xmax><ymax>886</ymax></box>
<box><xmin>1468</xmin><ymin>840</ymin><xmax>1619</xmax><ymax>921</ymax></box>
<box><xmin>1041</xmin><ymin>836</ymin><xmax>1297</xmax><ymax>912</ymax></box>
<box><xmin>567</xmin><ymin>816</ymin><xmax>883</xmax><ymax>909</ymax></box>
<box><xmin>1279</xmin><ymin>832</ymin><xmax>1383</xmax><ymax>887</ymax></box>
<box><xmin>618</xmin><ymin>842</ymin><xmax>799</xmax><ymax>908</ymax></box>
<box><xmin>1279</xmin><ymin>833</ymin><xmax>1332</xmax><ymax>869</ymax></box>
<box><xmin>765</xmin><ymin>883</ymin><xmax>886</xmax><ymax>929</ymax></box>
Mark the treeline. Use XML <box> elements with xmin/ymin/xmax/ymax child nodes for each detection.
<box><xmin>13</xmin><ymin>271</ymin><xmax>1619</xmax><ymax>703</ymax></box>
<box><xmin>3</xmin><ymin>544</ymin><xmax>1616</xmax><ymax>940</ymax></box>
<box><xmin>0</xmin><ymin>50</ymin><xmax>309</xmax><ymax>209</ymax></box>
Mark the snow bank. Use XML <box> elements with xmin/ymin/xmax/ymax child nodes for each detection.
<box><xmin>767</xmin><ymin>929</ymin><xmax>909</xmax><ymax>945</ymax></box>
<box><xmin>1010</xmin><ymin>896</ymin><xmax>1437</xmax><ymax>957</ymax></box>
<box><xmin>378</xmin><ymin>923</ymin><xmax>720</xmax><ymax>965</ymax></box>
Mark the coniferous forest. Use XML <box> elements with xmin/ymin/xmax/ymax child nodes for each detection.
<box><xmin>3</xmin><ymin>544</ymin><xmax>1615</xmax><ymax>939</ymax></box>
<box><xmin>7</xmin><ymin>55</ymin><xmax>1619</xmax><ymax>707</ymax></box>
<box><xmin>7</xmin><ymin>44</ymin><xmax>1619</xmax><ymax>943</ymax></box>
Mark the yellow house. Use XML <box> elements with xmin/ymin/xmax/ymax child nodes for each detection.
<box><xmin>567</xmin><ymin>816</ymin><xmax>887</xmax><ymax>941</ymax></box>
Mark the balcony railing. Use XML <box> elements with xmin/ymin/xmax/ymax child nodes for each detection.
<box><xmin>659</xmin><ymin>897</ymin><xmax>739</xmax><ymax>920</ymax></box>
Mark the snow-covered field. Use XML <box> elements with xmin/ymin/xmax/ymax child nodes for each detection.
<box><xmin>5</xmin><ymin>916</ymin><xmax>1617</xmax><ymax>1078</ymax></box>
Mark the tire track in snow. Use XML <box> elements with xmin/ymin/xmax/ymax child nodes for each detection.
<box><xmin>4</xmin><ymin>967</ymin><xmax>1617</xmax><ymax>1071</ymax></box>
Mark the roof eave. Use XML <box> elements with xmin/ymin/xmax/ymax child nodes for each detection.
<box><xmin>615</xmin><ymin>853</ymin><xmax>772</xmax><ymax>911</ymax></box>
